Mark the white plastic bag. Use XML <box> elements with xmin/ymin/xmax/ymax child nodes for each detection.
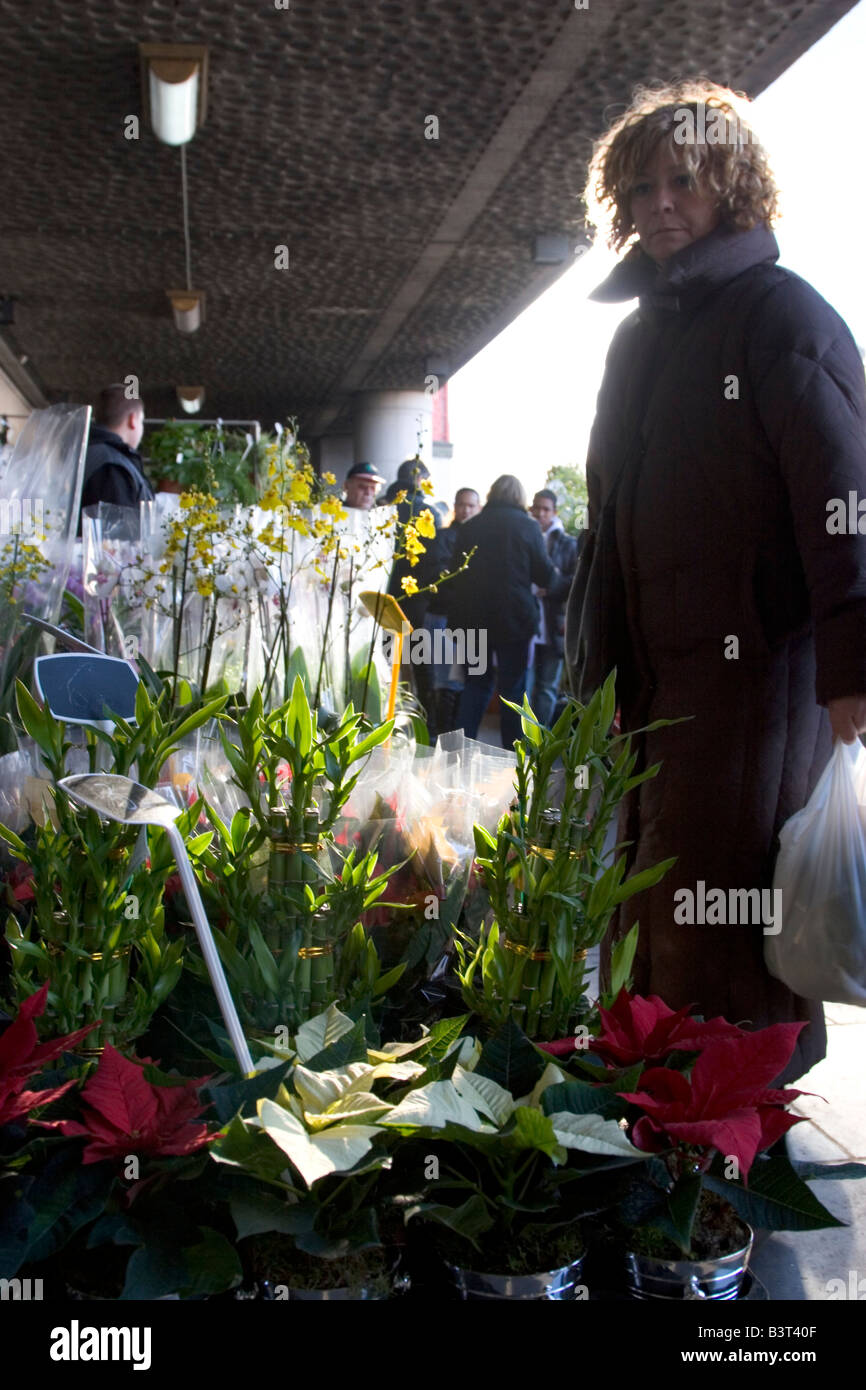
<box><xmin>765</xmin><ymin>739</ymin><xmax>866</xmax><ymax>1005</ymax></box>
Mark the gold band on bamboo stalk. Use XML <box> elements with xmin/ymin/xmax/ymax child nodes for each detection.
<box><xmin>526</xmin><ymin>843</ymin><xmax>586</xmax><ymax>862</ymax></box>
<box><xmin>44</xmin><ymin>942</ymin><xmax>132</xmax><ymax>962</ymax></box>
<box><xmin>76</xmin><ymin>1046</ymin><xmax>106</xmax><ymax>1058</ymax></box>
<box><xmin>270</xmin><ymin>840</ymin><xmax>322</xmax><ymax>854</ymax></box>
<box><xmin>297</xmin><ymin>943</ymin><xmax>335</xmax><ymax>959</ymax></box>
<box><xmin>502</xmin><ymin>938</ymin><xmax>587</xmax><ymax>964</ymax></box>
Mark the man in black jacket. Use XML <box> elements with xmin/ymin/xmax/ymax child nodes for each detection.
<box><xmin>447</xmin><ymin>475</ymin><xmax>554</xmax><ymax>747</ymax></box>
<box><xmin>79</xmin><ymin>384</ymin><xmax>154</xmax><ymax>531</ymax></box>
<box><xmin>528</xmin><ymin>489</ymin><xmax>578</xmax><ymax>726</ymax></box>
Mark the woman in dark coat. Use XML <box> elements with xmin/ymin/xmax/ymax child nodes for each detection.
<box><xmin>566</xmin><ymin>80</ymin><xmax>866</xmax><ymax>1083</ymax></box>
<box><xmin>448</xmin><ymin>474</ymin><xmax>554</xmax><ymax>747</ymax></box>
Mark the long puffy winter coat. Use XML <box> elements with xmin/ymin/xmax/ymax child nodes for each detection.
<box><xmin>565</xmin><ymin>221</ymin><xmax>866</xmax><ymax>1082</ymax></box>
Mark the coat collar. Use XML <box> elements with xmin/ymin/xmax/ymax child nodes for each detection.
<box><xmin>589</xmin><ymin>222</ymin><xmax>780</xmax><ymax>312</ymax></box>
<box><xmin>87</xmin><ymin>423</ymin><xmax>143</xmax><ymax>464</ymax></box>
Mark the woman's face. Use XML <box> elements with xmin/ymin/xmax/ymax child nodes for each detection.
<box><xmin>628</xmin><ymin>143</ymin><xmax>722</xmax><ymax>263</ymax></box>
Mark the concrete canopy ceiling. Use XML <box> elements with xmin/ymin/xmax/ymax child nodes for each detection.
<box><xmin>0</xmin><ymin>0</ymin><xmax>855</xmax><ymax>438</ymax></box>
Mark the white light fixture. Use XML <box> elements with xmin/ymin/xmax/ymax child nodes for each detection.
<box><xmin>167</xmin><ymin>289</ymin><xmax>205</xmax><ymax>334</ymax></box>
<box><xmin>177</xmin><ymin>386</ymin><xmax>205</xmax><ymax>414</ymax></box>
<box><xmin>140</xmin><ymin>43</ymin><xmax>208</xmax><ymax>146</ymax></box>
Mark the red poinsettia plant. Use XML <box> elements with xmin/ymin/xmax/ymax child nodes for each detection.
<box><xmin>618</xmin><ymin>1021</ymin><xmax>805</xmax><ymax>1180</ymax></box>
<box><xmin>534</xmin><ymin>989</ymin><xmax>851</xmax><ymax>1258</ymax></box>
<box><xmin>41</xmin><ymin>1043</ymin><xmax>214</xmax><ymax>1168</ymax></box>
<box><xmin>0</xmin><ymin>983</ymin><xmax>96</xmax><ymax>1129</ymax></box>
<box><xmin>537</xmin><ymin>988</ymin><xmax>744</xmax><ymax>1062</ymax></box>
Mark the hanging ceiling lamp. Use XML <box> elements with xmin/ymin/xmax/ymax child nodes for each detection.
<box><xmin>139</xmin><ymin>43</ymin><xmax>209</xmax><ymax>147</ymax></box>
<box><xmin>177</xmin><ymin>386</ymin><xmax>205</xmax><ymax>414</ymax></box>
<box><xmin>166</xmin><ymin>289</ymin><xmax>206</xmax><ymax>334</ymax></box>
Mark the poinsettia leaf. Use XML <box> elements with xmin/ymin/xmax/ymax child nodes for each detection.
<box><xmin>296</xmin><ymin>1202</ymin><xmax>381</xmax><ymax>1258</ymax></box>
<box><xmin>294</xmin><ymin>1004</ymin><xmax>356</xmax><ymax>1064</ymax></box>
<box><xmin>86</xmin><ymin>1212</ymin><xmax>144</xmax><ymax>1249</ymax></box>
<box><xmin>257</xmin><ymin>1099</ymin><xmax>381</xmax><ymax>1187</ymax></box>
<box><xmin>230</xmin><ymin>1192</ymin><xmax>312</xmax><ymax>1240</ymax></box>
<box><xmin>549</xmin><ymin>1111</ymin><xmax>643</xmax><ymax>1157</ymax></box>
<box><xmin>177</xmin><ymin>1227</ymin><xmax>243</xmax><ymax>1298</ymax></box>
<box><xmin>13</xmin><ymin>1148</ymin><xmax>114</xmax><ymax>1271</ymax></box>
<box><xmin>703</xmin><ymin>1154</ymin><xmax>847</xmax><ymax>1231</ymax></box>
<box><xmin>509</xmin><ymin>1106</ymin><xmax>566</xmax><ymax>1161</ymax></box>
<box><xmin>452</xmin><ymin>1065</ymin><xmax>515</xmax><ymax>1127</ymax></box>
<box><xmin>541</xmin><ymin>1080</ymin><xmax>625</xmax><ymax>1121</ymax></box>
<box><xmin>292</xmin><ymin>1063</ymin><xmax>372</xmax><ymax>1114</ymax></box>
<box><xmin>307</xmin><ymin>1091</ymin><xmax>392</xmax><ymax>1129</ymax></box>
<box><xmin>407</xmin><ymin>1195</ymin><xmax>494</xmax><ymax>1251</ymax></box>
<box><xmin>120</xmin><ymin>1241</ymin><xmax>188</xmax><ymax>1300</ymax></box>
<box><xmin>475</xmin><ymin>1018</ymin><xmax>545</xmax><ymax>1096</ymax></box>
<box><xmin>382</xmin><ymin>1080</ymin><xmax>493</xmax><ymax>1133</ymax></box>
<box><xmin>203</xmin><ymin>1060</ymin><xmax>293</xmax><ymax>1124</ymax></box>
<box><xmin>303</xmin><ymin>1016</ymin><xmax>369</xmax><ymax>1072</ymax></box>
<box><xmin>80</xmin><ymin>1045</ymin><xmax>158</xmax><ymax>1138</ymax></box>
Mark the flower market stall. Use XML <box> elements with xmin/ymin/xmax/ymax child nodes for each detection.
<box><xmin>0</xmin><ymin>412</ymin><xmax>864</xmax><ymax>1307</ymax></box>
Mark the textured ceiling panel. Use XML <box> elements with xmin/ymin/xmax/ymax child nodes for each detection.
<box><xmin>0</xmin><ymin>0</ymin><xmax>855</xmax><ymax>432</ymax></box>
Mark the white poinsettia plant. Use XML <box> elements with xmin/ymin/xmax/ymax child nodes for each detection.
<box><xmin>209</xmin><ymin>1006</ymin><xmax>646</xmax><ymax>1261</ymax></box>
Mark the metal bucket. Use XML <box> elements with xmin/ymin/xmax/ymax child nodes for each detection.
<box><xmin>445</xmin><ymin>1254</ymin><xmax>586</xmax><ymax>1301</ymax></box>
<box><xmin>624</xmin><ymin>1228</ymin><xmax>753</xmax><ymax>1300</ymax></box>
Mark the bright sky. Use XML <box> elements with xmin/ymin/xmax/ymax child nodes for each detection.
<box><xmin>447</xmin><ymin>0</ymin><xmax>866</xmax><ymax>503</ymax></box>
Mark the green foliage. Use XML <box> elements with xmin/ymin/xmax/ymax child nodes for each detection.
<box><xmin>144</xmin><ymin>421</ymin><xmax>257</xmax><ymax>505</ymax></box>
<box><xmin>544</xmin><ymin>463</ymin><xmax>589</xmax><ymax>535</ymax></box>
<box><xmin>455</xmin><ymin>678</ymin><xmax>678</xmax><ymax>1038</ymax></box>
<box><xmin>186</xmin><ymin>678</ymin><xmax>401</xmax><ymax>1034</ymax></box>
<box><xmin>1</xmin><ymin>678</ymin><xmax>224</xmax><ymax>1046</ymax></box>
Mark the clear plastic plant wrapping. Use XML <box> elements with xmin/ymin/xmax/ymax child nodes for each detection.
<box><xmin>0</xmin><ymin>404</ymin><xmax>91</xmax><ymax>743</ymax></box>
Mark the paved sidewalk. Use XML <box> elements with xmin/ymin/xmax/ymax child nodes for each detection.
<box><xmin>751</xmin><ymin>1002</ymin><xmax>866</xmax><ymax>1301</ymax></box>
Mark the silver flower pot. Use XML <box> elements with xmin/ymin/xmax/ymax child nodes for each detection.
<box><xmin>445</xmin><ymin>1254</ymin><xmax>586</xmax><ymax>1301</ymax></box>
<box><xmin>624</xmin><ymin>1227</ymin><xmax>754</xmax><ymax>1300</ymax></box>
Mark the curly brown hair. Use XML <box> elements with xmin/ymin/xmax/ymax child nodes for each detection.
<box><xmin>584</xmin><ymin>79</ymin><xmax>780</xmax><ymax>252</ymax></box>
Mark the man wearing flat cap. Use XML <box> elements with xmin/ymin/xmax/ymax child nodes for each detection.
<box><xmin>343</xmin><ymin>461</ymin><xmax>385</xmax><ymax>510</ymax></box>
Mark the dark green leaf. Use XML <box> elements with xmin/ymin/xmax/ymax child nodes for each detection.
<box><xmin>475</xmin><ymin>1018</ymin><xmax>545</xmax><ymax>1096</ymax></box>
<box><xmin>204</xmin><ymin>1060</ymin><xmax>293</xmax><ymax>1124</ymax></box>
<box><xmin>703</xmin><ymin>1154</ymin><xmax>847</xmax><ymax>1232</ymax></box>
<box><xmin>304</xmin><ymin>1015</ymin><xmax>368</xmax><ymax>1071</ymax></box>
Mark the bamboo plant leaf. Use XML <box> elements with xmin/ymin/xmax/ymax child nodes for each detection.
<box><xmin>613</xmin><ymin>857</ymin><xmax>677</xmax><ymax>905</ymax></box>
